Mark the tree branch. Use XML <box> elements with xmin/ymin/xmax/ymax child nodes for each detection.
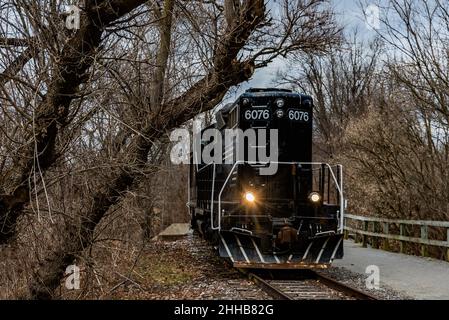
<box><xmin>27</xmin><ymin>0</ymin><xmax>264</xmax><ymax>299</ymax></box>
<box><xmin>0</xmin><ymin>0</ymin><xmax>149</xmax><ymax>244</ymax></box>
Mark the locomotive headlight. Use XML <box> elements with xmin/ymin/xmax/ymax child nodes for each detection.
<box><xmin>276</xmin><ymin>109</ymin><xmax>284</xmax><ymax>118</ymax></box>
<box><xmin>244</xmin><ymin>192</ymin><xmax>256</xmax><ymax>203</ymax></box>
<box><xmin>309</xmin><ymin>192</ymin><xmax>321</xmax><ymax>203</ymax></box>
<box><xmin>275</xmin><ymin>98</ymin><xmax>285</xmax><ymax>108</ymax></box>
<box><xmin>242</xmin><ymin>98</ymin><xmax>251</xmax><ymax>106</ymax></box>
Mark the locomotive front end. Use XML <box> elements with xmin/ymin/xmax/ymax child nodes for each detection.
<box><xmin>189</xmin><ymin>88</ymin><xmax>345</xmax><ymax>269</ymax></box>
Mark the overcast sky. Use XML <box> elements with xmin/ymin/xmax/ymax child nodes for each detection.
<box><xmin>225</xmin><ymin>0</ymin><xmax>380</xmax><ymax>102</ymax></box>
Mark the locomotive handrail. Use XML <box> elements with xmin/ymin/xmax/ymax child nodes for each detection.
<box><xmin>344</xmin><ymin>214</ymin><xmax>449</xmax><ymax>261</ymax></box>
<box><xmin>210</xmin><ymin>163</ymin><xmax>218</xmax><ymax>230</ymax></box>
<box><xmin>216</xmin><ymin>161</ymin><xmax>345</xmax><ymax>233</ymax></box>
<box><xmin>214</xmin><ymin>161</ymin><xmax>241</xmax><ymax>230</ymax></box>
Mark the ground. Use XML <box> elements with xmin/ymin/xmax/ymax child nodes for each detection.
<box><xmin>105</xmin><ymin>233</ymin><xmax>448</xmax><ymax>300</ymax></box>
<box><xmin>107</xmin><ymin>235</ymin><xmax>271</xmax><ymax>300</ymax></box>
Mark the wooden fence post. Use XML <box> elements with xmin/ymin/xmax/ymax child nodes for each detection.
<box><xmin>399</xmin><ymin>224</ymin><xmax>405</xmax><ymax>253</ymax></box>
<box><xmin>382</xmin><ymin>222</ymin><xmax>389</xmax><ymax>251</ymax></box>
<box><xmin>421</xmin><ymin>225</ymin><xmax>428</xmax><ymax>257</ymax></box>
<box><xmin>362</xmin><ymin>221</ymin><xmax>368</xmax><ymax>248</ymax></box>
<box><xmin>371</xmin><ymin>221</ymin><xmax>379</xmax><ymax>249</ymax></box>
<box><xmin>446</xmin><ymin>228</ymin><xmax>449</xmax><ymax>262</ymax></box>
<box><xmin>347</xmin><ymin>215</ymin><xmax>449</xmax><ymax>260</ymax></box>
<box><xmin>354</xmin><ymin>220</ymin><xmax>361</xmax><ymax>244</ymax></box>
<box><xmin>343</xmin><ymin>215</ymin><xmax>348</xmax><ymax>240</ymax></box>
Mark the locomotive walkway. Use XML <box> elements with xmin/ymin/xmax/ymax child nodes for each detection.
<box><xmin>335</xmin><ymin>240</ymin><xmax>449</xmax><ymax>299</ymax></box>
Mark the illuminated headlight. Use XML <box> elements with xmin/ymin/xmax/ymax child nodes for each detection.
<box><xmin>309</xmin><ymin>192</ymin><xmax>321</xmax><ymax>203</ymax></box>
<box><xmin>276</xmin><ymin>110</ymin><xmax>284</xmax><ymax>118</ymax></box>
<box><xmin>275</xmin><ymin>98</ymin><xmax>285</xmax><ymax>108</ymax></box>
<box><xmin>244</xmin><ymin>192</ymin><xmax>256</xmax><ymax>203</ymax></box>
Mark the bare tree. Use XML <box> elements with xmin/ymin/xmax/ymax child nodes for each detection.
<box><xmin>0</xmin><ymin>0</ymin><xmax>341</xmax><ymax>299</ymax></box>
<box><xmin>278</xmin><ymin>34</ymin><xmax>381</xmax><ymax>158</ymax></box>
<box><xmin>0</xmin><ymin>0</ymin><xmax>152</xmax><ymax>243</ymax></box>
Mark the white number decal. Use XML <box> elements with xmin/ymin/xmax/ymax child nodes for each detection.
<box><xmin>263</xmin><ymin>109</ymin><xmax>269</xmax><ymax>119</ymax></box>
<box><xmin>288</xmin><ymin>110</ymin><xmax>309</xmax><ymax>122</ymax></box>
<box><xmin>244</xmin><ymin>109</ymin><xmax>270</xmax><ymax>120</ymax></box>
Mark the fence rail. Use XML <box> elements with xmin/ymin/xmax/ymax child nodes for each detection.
<box><xmin>344</xmin><ymin>214</ymin><xmax>449</xmax><ymax>261</ymax></box>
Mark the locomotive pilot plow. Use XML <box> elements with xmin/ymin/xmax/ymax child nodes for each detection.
<box><xmin>219</xmin><ymin>231</ymin><xmax>344</xmax><ymax>269</ymax></box>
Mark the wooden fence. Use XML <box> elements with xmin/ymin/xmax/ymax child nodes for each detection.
<box><xmin>344</xmin><ymin>214</ymin><xmax>449</xmax><ymax>261</ymax></box>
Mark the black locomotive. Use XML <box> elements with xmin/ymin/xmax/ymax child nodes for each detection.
<box><xmin>188</xmin><ymin>88</ymin><xmax>344</xmax><ymax>269</ymax></box>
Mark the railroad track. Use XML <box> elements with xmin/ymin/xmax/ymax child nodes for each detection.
<box><xmin>242</xmin><ymin>269</ymin><xmax>378</xmax><ymax>300</ymax></box>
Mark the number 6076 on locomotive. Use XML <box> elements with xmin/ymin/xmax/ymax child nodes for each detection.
<box><xmin>188</xmin><ymin>88</ymin><xmax>345</xmax><ymax>269</ymax></box>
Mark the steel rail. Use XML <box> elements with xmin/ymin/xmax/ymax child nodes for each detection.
<box><xmin>310</xmin><ymin>270</ymin><xmax>378</xmax><ymax>300</ymax></box>
<box><xmin>242</xmin><ymin>269</ymin><xmax>378</xmax><ymax>300</ymax></box>
<box><xmin>247</xmin><ymin>272</ymin><xmax>294</xmax><ymax>300</ymax></box>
